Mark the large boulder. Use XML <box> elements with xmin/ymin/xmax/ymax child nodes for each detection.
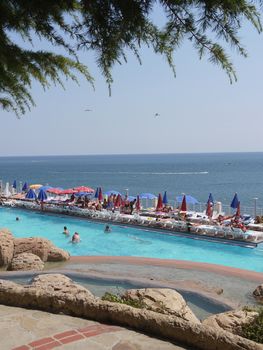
<box><xmin>7</xmin><ymin>252</ymin><xmax>44</xmax><ymax>271</ymax></box>
<box><xmin>202</xmin><ymin>309</ymin><xmax>259</xmax><ymax>336</ymax></box>
<box><xmin>13</xmin><ymin>237</ymin><xmax>69</xmax><ymax>262</ymax></box>
<box><xmin>123</xmin><ymin>288</ymin><xmax>200</xmax><ymax>324</ymax></box>
<box><xmin>0</xmin><ymin>229</ymin><xmax>14</xmax><ymax>266</ymax></box>
<box><xmin>253</xmin><ymin>285</ymin><xmax>263</xmax><ymax>302</ymax></box>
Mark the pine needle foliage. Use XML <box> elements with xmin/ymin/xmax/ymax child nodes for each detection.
<box><xmin>0</xmin><ymin>0</ymin><xmax>262</xmax><ymax>116</ymax></box>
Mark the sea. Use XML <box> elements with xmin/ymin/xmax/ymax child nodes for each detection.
<box><xmin>0</xmin><ymin>152</ymin><xmax>263</xmax><ymax>211</ymax></box>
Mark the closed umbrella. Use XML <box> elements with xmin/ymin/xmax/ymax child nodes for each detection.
<box><xmin>208</xmin><ymin>193</ymin><xmax>214</xmax><ymax>204</ymax></box>
<box><xmin>12</xmin><ymin>180</ymin><xmax>17</xmax><ymax>189</ymax></box>
<box><xmin>163</xmin><ymin>191</ymin><xmax>168</xmax><ymax>205</ymax></box>
<box><xmin>180</xmin><ymin>195</ymin><xmax>187</xmax><ymax>212</ymax></box>
<box><xmin>230</xmin><ymin>193</ymin><xmax>239</xmax><ymax>209</ymax></box>
<box><xmin>156</xmin><ymin>193</ymin><xmax>163</xmax><ymax>211</ymax></box>
<box><xmin>235</xmin><ymin>201</ymin><xmax>241</xmax><ymax>220</ymax></box>
<box><xmin>94</xmin><ymin>187</ymin><xmax>99</xmax><ymax>198</ymax></box>
<box><xmin>26</xmin><ymin>189</ymin><xmax>36</xmax><ymax>200</ymax></box>
<box><xmin>98</xmin><ymin>187</ymin><xmax>103</xmax><ymax>201</ymax></box>
<box><xmin>22</xmin><ymin>182</ymin><xmax>28</xmax><ymax>192</ymax></box>
<box><xmin>38</xmin><ymin>189</ymin><xmax>47</xmax><ymax>201</ymax></box>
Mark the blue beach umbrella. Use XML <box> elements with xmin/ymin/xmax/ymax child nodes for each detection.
<box><xmin>176</xmin><ymin>195</ymin><xmax>199</xmax><ymax>204</ymax></box>
<box><xmin>12</xmin><ymin>180</ymin><xmax>17</xmax><ymax>189</ymax></box>
<box><xmin>75</xmin><ymin>192</ymin><xmax>92</xmax><ymax>197</ymax></box>
<box><xmin>94</xmin><ymin>187</ymin><xmax>99</xmax><ymax>198</ymax></box>
<box><xmin>207</xmin><ymin>193</ymin><xmax>214</xmax><ymax>204</ymax></box>
<box><xmin>128</xmin><ymin>195</ymin><xmax>136</xmax><ymax>201</ymax></box>
<box><xmin>230</xmin><ymin>193</ymin><xmax>239</xmax><ymax>209</ymax></box>
<box><xmin>25</xmin><ymin>188</ymin><xmax>36</xmax><ymax>200</ymax></box>
<box><xmin>139</xmin><ymin>193</ymin><xmax>157</xmax><ymax>200</ymax></box>
<box><xmin>22</xmin><ymin>182</ymin><xmax>28</xmax><ymax>192</ymax></box>
<box><xmin>163</xmin><ymin>191</ymin><xmax>168</xmax><ymax>205</ymax></box>
<box><xmin>105</xmin><ymin>190</ymin><xmax>122</xmax><ymax>196</ymax></box>
<box><xmin>38</xmin><ymin>189</ymin><xmax>47</xmax><ymax>201</ymax></box>
<box><xmin>39</xmin><ymin>185</ymin><xmax>52</xmax><ymax>191</ymax></box>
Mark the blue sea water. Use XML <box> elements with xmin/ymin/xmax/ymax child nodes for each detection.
<box><xmin>1</xmin><ymin>207</ymin><xmax>263</xmax><ymax>272</ymax></box>
<box><xmin>0</xmin><ymin>152</ymin><xmax>263</xmax><ymax>208</ymax></box>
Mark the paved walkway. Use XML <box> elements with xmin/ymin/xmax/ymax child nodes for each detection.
<box><xmin>0</xmin><ymin>305</ymin><xmax>189</xmax><ymax>350</ymax></box>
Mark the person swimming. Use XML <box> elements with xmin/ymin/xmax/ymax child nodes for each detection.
<box><xmin>16</xmin><ymin>217</ymin><xmax>20</xmax><ymax>221</ymax></box>
<box><xmin>104</xmin><ymin>225</ymin><xmax>111</xmax><ymax>233</ymax></box>
<box><xmin>71</xmin><ymin>232</ymin><xmax>80</xmax><ymax>243</ymax></box>
<box><xmin>63</xmin><ymin>226</ymin><xmax>70</xmax><ymax>236</ymax></box>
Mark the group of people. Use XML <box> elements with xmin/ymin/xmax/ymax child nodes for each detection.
<box><xmin>62</xmin><ymin>224</ymin><xmax>111</xmax><ymax>242</ymax></box>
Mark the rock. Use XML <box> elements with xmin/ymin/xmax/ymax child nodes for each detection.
<box><xmin>123</xmin><ymin>288</ymin><xmax>200</xmax><ymax>324</ymax></box>
<box><xmin>7</xmin><ymin>253</ymin><xmax>44</xmax><ymax>271</ymax></box>
<box><xmin>253</xmin><ymin>285</ymin><xmax>263</xmax><ymax>301</ymax></box>
<box><xmin>0</xmin><ymin>274</ymin><xmax>262</xmax><ymax>350</ymax></box>
<box><xmin>202</xmin><ymin>309</ymin><xmax>259</xmax><ymax>336</ymax></box>
<box><xmin>13</xmin><ymin>237</ymin><xmax>70</xmax><ymax>262</ymax></box>
<box><xmin>0</xmin><ymin>229</ymin><xmax>14</xmax><ymax>266</ymax></box>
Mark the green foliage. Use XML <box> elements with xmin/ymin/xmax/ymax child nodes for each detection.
<box><xmin>0</xmin><ymin>0</ymin><xmax>262</xmax><ymax>116</ymax></box>
<box><xmin>102</xmin><ymin>292</ymin><xmax>146</xmax><ymax>309</ymax></box>
<box><xmin>242</xmin><ymin>307</ymin><xmax>263</xmax><ymax>343</ymax></box>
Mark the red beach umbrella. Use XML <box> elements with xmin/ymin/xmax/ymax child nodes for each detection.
<box><xmin>98</xmin><ymin>187</ymin><xmax>103</xmax><ymax>201</ymax></box>
<box><xmin>47</xmin><ymin>188</ymin><xmax>63</xmax><ymax>195</ymax></box>
<box><xmin>60</xmin><ymin>189</ymin><xmax>77</xmax><ymax>195</ymax></box>
<box><xmin>180</xmin><ymin>195</ymin><xmax>187</xmax><ymax>212</ymax></box>
<box><xmin>74</xmin><ymin>186</ymin><xmax>94</xmax><ymax>193</ymax></box>
<box><xmin>136</xmin><ymin>195</ymin><xmax>141</xmax><ymax>211</ymax></box>
<box><xmin>206</xmin><ymin>201</ymin><xmax>213</xmax><ymax>218</ymax></box>
<box><xmin>156</xmin><ymin>193</ymin><xmax>163</xmax><ymax>211</ymax></box>
<box><xmin>115</xmin><ymin>194</ymin><xmax>122</xmax><ymax>207</ymax></box>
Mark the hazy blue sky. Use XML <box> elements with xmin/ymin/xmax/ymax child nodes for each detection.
<box><xmin>1</xmin><ymin>9</ymin><xmax>263</xmax><ymax>156</ymax></box>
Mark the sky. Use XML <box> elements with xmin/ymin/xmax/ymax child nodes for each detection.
<box><xmin>1</xmin><ymin>7</ymin><xmax>263</xmax><ymax>156</ymax></box>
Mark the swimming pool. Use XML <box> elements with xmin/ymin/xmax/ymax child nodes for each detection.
<box><xmin>1</xmin><ymin>207</ymin><xmax>263</xmax><ymax>272</ymax></box>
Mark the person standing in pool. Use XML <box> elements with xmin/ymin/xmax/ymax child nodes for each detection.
<box><xmin>71</xmin><ymin>232</ymin><xmax>80</xmax><ymax>243</ymax></box>
<box><xmin>63</xmin><ymin>226</ymin><xmax>70</xmax><ymax>236</ymax></box>
<box><xmin>104</xmin><ymin>225</ymin><xmax>111</xmax><ymax>233</ymax></box>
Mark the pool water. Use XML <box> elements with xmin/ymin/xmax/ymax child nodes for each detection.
<box><xmin>1</xmin><ymin>207</ymin><xmax>263</xmax><ymax>272</ymax></box>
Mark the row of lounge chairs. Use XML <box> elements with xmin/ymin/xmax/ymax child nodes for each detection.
<box><xmin>1</xmin><ymin>199</ymin><xmax>261</xmax><ymax>244</ymax></box>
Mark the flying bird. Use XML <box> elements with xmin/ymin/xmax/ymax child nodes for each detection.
<box><xmin>154</xmin><ymin>113</ymin><xmax>160</xmax><ymax>118</ymax></box>
<box><xmin>85</xmin><ymin>108</ymin><xmax>92</xmax><ymax>112</ymax></box>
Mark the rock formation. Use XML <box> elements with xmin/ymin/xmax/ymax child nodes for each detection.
<box><xmin>0</xmin><ymin>229</ymin><xmax>14</xmax><ymax>266</ymax></box>
<box><xmin>123</xmin><ymin>288</ymin><xmax>200</xmax><ymax>323</ymax></box>
<box><xmin>0</xmin><ymin>274</ymin><xmax>261</xmax><ymax>350</ymax></box>
<box><xmin>202</xmin><ymin>309</ymin><xmax>259</xmax><ymax>336</ymax></box>
<box><xmin>253</xmin><ymin>285</ymin><xmax>263</xmax><ymax>302</ymax></box>
<box><xmin>7</xmin><ymin>252</ymin><xmax>44</xmax><ymax>271</ymax></box>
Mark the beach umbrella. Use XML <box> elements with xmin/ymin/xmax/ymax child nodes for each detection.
<box><xmin>98</xmin><ymin>187</ymin><xmax>103</xmax><ymax>201</ymax></box>
<box><xmin>4</xmin><ymin>182</ymin><xmax>11</xmax><ymax>197</ymax></box>
<box><xmin>94</xmin><ymin>187</ymin><xmax>99</xmax><ymax>198</ymax></box>
<box><xmin>74</xmin><ymin>186</ymin><xmax>94</xmax><ymax>193</ymax></box>
<box><xmin>30</xmin><ymin>184</ymin><xmax>43</xmax><ymax>190</ymax></box>
<box><xmin>128</xmin><ymin>196</ymin><xmax>136</xmax><ymax>201</ymax></box>
<box><xmin>38</xmin><ymin>189</ymin><xmax>47</xmax><ymax>201</ymax></box>
<box><xmin>180</xmin><ymin>195</ymin><xmax>187</xmax><ymax>212</ymax></box>
<box><xmin>139</xmin><ymin>193</ymin><xmax>157</xmax><ymax>200</ymax></box>
<box><xmin>115</xmin><ymin>194</ymin><xmax>122</xmax><ymax>208</ymax></box>
<box><xmin>22</xmin><ymin>182</ymin><xmax>29</xmax><ymax>192</ymax></box>
<box><xmin>206</xmin><ymin>201</ymin><xmax>213</xmax><ymax>218</ymax></box>
<box><xmin>176</xmin><ymin>195</ymin><xmax>199</xmax><ymax>204</ymax></box>
<box><xmin>230</xmin><ymin>193</ymin><xmax>239</xmax><ymax>209</ymax></box>
<box><xmin>74</xmin><ymin>192</ymin><xmax>88</xmax><ymax>197</ymax></box>
<box><xmin>39</xmin><ymin>185</ymin><xmax>52</xmax><ymax>191</ymax></box>
<box><xmin>163</xmin><ymin>191</ymin><xmax>168</xmax><ymax>205</ymax></box>
<box><xmin>60</xmin><ymin>189</ymin><xmax>77</xmax><ymax>195</ymax></box>
<box><xmin>47</xmin><ymin>188</ymin><xmax>63</xmax><ymax>195</ymax></box>
<box><xmin>105</xmin><ymin>190</ymin><xmax>122</xmax><ymax>196</ymax></box>
<box><xmin>12</xmin><ymin>180</ymin><xmax>17</xmax><ymax>189</ymax></box>
<box><xmin>25</xmin><ymin>188</ymin><xmax>36</xmax><ymax>200</ymax></box>
<box><xmin>207</xmin><ymin>193</ymin><xmax>214</xmax><ymax>204</ymax></box>
<box><xmin>156</xmin><ymin>193</ymin><xmax>163</xmax><ymax>211</ymax></box>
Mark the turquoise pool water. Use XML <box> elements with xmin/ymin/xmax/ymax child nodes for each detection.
<box><xmin>1</xmin><ymin>207</ymin><xmax>263</xmax><ymax>272</ymax></box>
